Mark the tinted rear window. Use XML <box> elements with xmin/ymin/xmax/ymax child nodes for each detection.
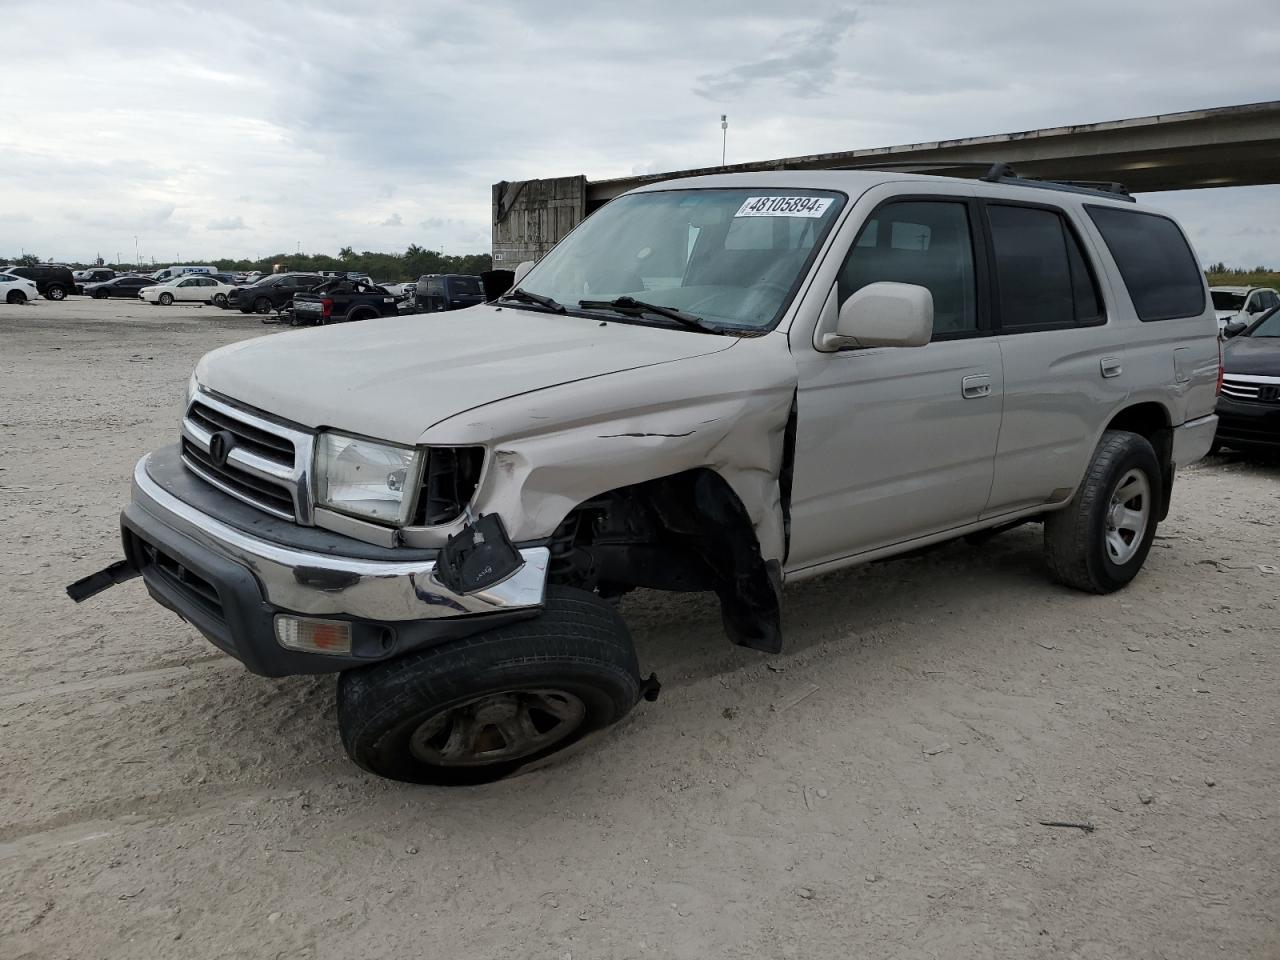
<box><xmin>1086</xmin><ymin>206</ymin><xmax>1205</xmax><ymax>322</ymax></box>
<box><xmin>449</xmin><ymin>277</ymin><xmax>482</xmax><ymax>296</ymax></box>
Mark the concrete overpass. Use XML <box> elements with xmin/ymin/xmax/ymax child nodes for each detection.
<box><xmin>492</xmin><ymin>100</ymin><xmax>1280</xmax><ymax>265</ymax></box>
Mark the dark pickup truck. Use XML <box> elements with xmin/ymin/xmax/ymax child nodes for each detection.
<box><xmin>289</xmin><ymin>277</ymin><xmax>400</xmax><ymax>325</ymax></box>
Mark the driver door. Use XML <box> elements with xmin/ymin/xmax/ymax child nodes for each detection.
<box><xmin>787</xmin><ymin>195</ymin><xmax>1003</xmax><ymax>572</ymax></box>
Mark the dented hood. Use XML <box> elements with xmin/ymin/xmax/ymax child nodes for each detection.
<box><xmin>194</xmin><ymin>304</ymin><xmax>738</xmax><ymax>443</ymax></box>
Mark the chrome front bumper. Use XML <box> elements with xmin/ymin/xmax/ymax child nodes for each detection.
<box><xmin>131</xmin><ymin>454</ymin><xmax>549</xmax><ymax>623</ymax></box>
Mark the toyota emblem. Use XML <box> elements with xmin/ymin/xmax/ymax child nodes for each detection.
<box><xmin>208</xmin><ymin>430</ymin><xmax>236</xmax><ymax>467</ymax></box>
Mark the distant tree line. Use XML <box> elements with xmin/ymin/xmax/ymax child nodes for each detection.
<box><xmin>2</xmin><ymin>247</ymin><xmax>492</xmax><ymax>282</ymax></box>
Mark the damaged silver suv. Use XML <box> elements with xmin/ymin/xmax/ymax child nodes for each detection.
<box><xmin>70</xmin><ymin>167</ymin><xmax>1220</xmax><ymax>784</ymax></box>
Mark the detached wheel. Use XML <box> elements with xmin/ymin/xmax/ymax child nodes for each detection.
<box><xmin>1044</xmin><ymin>430</ymin><xmax>1160</xmax><ymax>593</ymax></box>
<box><xmin>6</xmin><ymin>290</ymin><xmax>26</xmax><ymax>304</ymax></box>
<box><xmin>45</xmin><ymin>284</ymin><xmax>66</xmax><ymax>301</ymax></box>
<box><xmin>253</xmin><ymin>296</ymin><xmax>272</xmax><ymax>314</ymax></box>
<box><xmin>337</xmin><ymin>587</ymin><xmax>644</xmax><ymax>785</ymax></box>
<box><xmin>158</xmin><ymin>292</ymin><xmax>174</xmax><ymax>306</ymax></box>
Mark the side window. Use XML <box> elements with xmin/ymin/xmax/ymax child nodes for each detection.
<box><xmin>837</xmin><ymin>200</ymin><xmax>978</xmax><ymax>335</ymax></box>
<box><xmin>987</xmin><ymin>204</ymin><xmax>1103</xmax><ymax>331</ymax></box>
<box><xmin>1086</xmin><ymin>205</ymin><xmax>1205</xmax><ymax>321</ymax></box>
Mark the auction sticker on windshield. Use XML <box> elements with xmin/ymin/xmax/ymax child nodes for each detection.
<box><xmin>735</xmin><ymin>196</ymin><xmax>833</xmax><ymax>218</ymax></box>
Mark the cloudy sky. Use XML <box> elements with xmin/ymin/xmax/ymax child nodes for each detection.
<box><xmin>2</xmin><ymin>0</ymin><xmax>1278</xmax><ymax>267</ymax></box>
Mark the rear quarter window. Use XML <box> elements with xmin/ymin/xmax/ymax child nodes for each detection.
<box><xmin>1085</xmin><ymin>206</ymin><xmax>1205</xmax><ymax>322</ymax></box>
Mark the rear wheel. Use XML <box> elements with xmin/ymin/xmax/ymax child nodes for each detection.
<box><xmin>158</xmin><ymin>292</ymin><xmax>174</xmax><ymax>306</ymax></box>
<box><xmin>253</xmin><ymin>296</ymin><xmax>272</xmax><ymax>314</ymax></box>
<box><xmin>6</xmin><ymin>290</ymin><xmax>26</xmax><ymax>305</ymax></box>
<box><xmin>1044</xmin><ymin>430</ymin><xmax>1160</xmax><ymax>593</ymax></box>
<box><xmin>213</xmin><ymin>293</ymin><xmax>228</xmax><ymax>307</ymax></box>
<box><xmin>45</xmin><ymin>284</ymin><xmax>66</xmax><ymax>301</ymax></box>
<box><xmin>337</xmin><ymin>587</ymin><xmax>645</xmax><ymax>785</ymax></box>
<box><xmin>94</xmin><ymin>289</ymin><xmax>109</xmax><ymax>299</ymax></box>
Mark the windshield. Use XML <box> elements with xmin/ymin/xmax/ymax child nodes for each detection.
<box><xmin>1211</xmin><ymin>291</ymin><xmax>1246</xmax><ymax>311</ymax></box>
<box><xmin>518</xmin><ymin>188</ymin><xmax>845</xmax><ymax>331</ymax></box>
<box><xmin>1248</xmin><ymin>308</ymin><xmax>1280</xmax><ymax>337</ymax></box>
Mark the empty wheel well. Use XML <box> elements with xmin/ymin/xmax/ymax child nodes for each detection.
<box><xmin>1104</xmin><ymin>402</ymin><xmax>1173</xmax><ymax>519</ymax></box>
<box><xmin>546</xmin><ymin>469</ymin><xmax>783</xmax><ymax>653</ymax></box>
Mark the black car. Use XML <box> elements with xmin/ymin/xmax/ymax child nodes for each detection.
<box><xmin>84</xmin><ymin>275</ymin><xmax>158</xmax><ymax>299</ymax></box>
<box><xmin>1215</xmin><ymin>306</ymin><xmax>1280</xmax><ymax>453</ymax></box>
<box><xmin>233</xmin><ymin>273</ymin><xmax>325</xmax><ymax>314</ymax></box>
<box><xmin>3</xmin><ymin>264</ymin><xmax>75</xmax><ymax>301</ymax></box>
<box><xmin>414</xmin><ymin>274</ymin><xmax>485</xmax><ymax>312</ymax></box>
<box><xmin>74</xmin><ymin>267</ymin><xmax>116</xmax><ymax>292</ymax></box>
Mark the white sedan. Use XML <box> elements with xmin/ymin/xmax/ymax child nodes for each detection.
<box><xmin>140</xmin><ymin>275</ymin><xmax>237</xmax><ymax>307</ymax></box>
<box><xmin>0</xmin><ymin>273</ymin><xmax>40</xmax><ymax>304</ymax></box>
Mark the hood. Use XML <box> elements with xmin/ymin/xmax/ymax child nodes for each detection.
<box><xmin>195</xmin><ymin>304</ymin><xmax>738</xmax><ymax>443</ymax></box>
<box><xmin>1223</xmin><ymin>335</ymin><xmax>1280</xmax><ymax>377</ymax></box>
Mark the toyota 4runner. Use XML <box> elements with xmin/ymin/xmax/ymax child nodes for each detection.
<box><xmin>69</xmin><ymin>167</ymin><xmax>1220</xmax><ymax>785</ymax></box>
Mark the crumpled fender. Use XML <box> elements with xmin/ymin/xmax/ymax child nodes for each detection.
<box><xmin>418</xmin><ymin>333</ymin><xmax>798</xmax><ymax>561</ymax></box>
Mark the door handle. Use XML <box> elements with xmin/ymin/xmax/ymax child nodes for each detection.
<box><xmin>961</xmin><ymin>374</ymin><xmax>992</xmax><ymax>399</ymax></box>
<box><xmin>1100</xmin><ymin>357</ymin><xmax>1123</xmax><ymax>378</ymax></box>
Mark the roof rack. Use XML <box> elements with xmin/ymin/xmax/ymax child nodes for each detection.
<box><xmin>829</xmin><ymin>160</ymin><xmax>1136</xmax><ymax>202</ymax></box>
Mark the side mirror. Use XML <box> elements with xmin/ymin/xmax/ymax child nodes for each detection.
<box><xmin>511</xmin><ymin>260</ymin><xmax>535</xmax><ymax>288</ymax></box>
<box><xmin>1223</xmin><ymin>321</ymin><xmax>1247</xmax><ymax>338</ymax></box>
<box><xmin>822</xmin><ymin>282</ymin><xmax>934</xmax><ymax>350</ymax></box>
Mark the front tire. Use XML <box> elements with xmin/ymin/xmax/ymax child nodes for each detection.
<box><xmin>213</xmin><ymin>293</ymin><xmax>228</xmax><ymax>307</ymax></box>
<box><xmin>94</xmin><ymin>290</ymin><xmax>109</xmax><ymax>299</ymax></box>
<box><xmin>337</xmin><ymin>587</ymin><xmax>644</xmax><ymax>785</ymax></box>
<box><xmin>253</xmin><ymin>296</ymin><xmax>272</xmax><ymax>315</ymax></box>
<box><xmin>1044</xmin><ymin>430</ymin><xmax>1160</xmax><ymax>594</ymax></box>
<box><xmin>158</xmin><ymin>292</ymin><xmax>174</xmax><ymax>306</ymax></box>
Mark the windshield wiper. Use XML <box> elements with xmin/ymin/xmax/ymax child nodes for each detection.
<box><xmin>578</xmin><ymin>296</ymin><xmax>719</xmax><ymax>334</ymax></box>
<box><xmin>500</xmin><ymin>287</ymin><xmax>566</xmax><ymax>313</ymax></box>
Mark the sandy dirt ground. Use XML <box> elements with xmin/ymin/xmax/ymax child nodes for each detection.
<box><xmin>1</xmin><ymin>297</ymin><xmax>1278</xmax><ymax>960</ymax></box>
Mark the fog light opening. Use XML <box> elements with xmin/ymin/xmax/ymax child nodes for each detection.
<box><xmin>274</xmin><ymin>615</ymin><xmax>353</xmax><ymax>655</ymax></box>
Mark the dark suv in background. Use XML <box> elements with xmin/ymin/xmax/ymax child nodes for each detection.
<box><xmin>3</xmin><ymin>264</ymin><xmax>76</xmax><ymax>301</ymax></box>
<box><xmin>414</xmin><ymin>274</ymin><xmax>485</xmax><ymax>312</ymax></box>
<box><xmin>231</xmin><ymin>273</ymin><xmax>325</xmax><ymax>314</ymax></box>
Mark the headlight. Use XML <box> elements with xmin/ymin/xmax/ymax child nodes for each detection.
<box><xmin>186</xmin><ymin>372</ymin><xmax>199</xmax><ymax>405</ymax></box>
<box><xmin>314</xmin><ymin>432</ymin><xmax>422</xmax><ymax>526</ymax></box>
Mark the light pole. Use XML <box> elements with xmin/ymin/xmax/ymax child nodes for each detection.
<box><xmin>721</xmin><ymin>114</ymin><xmax>728</xmax><ymax>166</ymax></box>
<box><xmin>134</xmin><ymin>236</ymin><xmax>140</xmax><ymax>270</ymax></box>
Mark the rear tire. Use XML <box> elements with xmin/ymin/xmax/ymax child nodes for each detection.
<box><xmin>213</xmin><ymin>293</ymin><xmax>228</xmax><ymax>307</ymax></box>
<box><xmin>6</xmin><ymin>290</ymin><xmax>26</xmax><ymax>305</ymax></box>
<box><xmin>158</xmin><ymin>292</ymin><xmax>174</xmax><ymax>306</ymax></box>
<box><xmin>253</xmin><ymin>296</ymin><xmax>272</xmax><ymax>315</ymax></box>
<box><xmin>337</xmin><ymin>587</ymin><xmax>643</xmax><ymax>785</ymax></box>
<box><xmin>45</xmin><ymin>284</ymin><xmax>66</xmax><ymax>301</ymax></box>
<box><xmin>94</xmin><ymin>290</ymin><xmax>108</xmax><ymax>299</ymax></box>
<box><xmin>1044</xmin><ymin>430</ymin><xmax>1160</xmax><ymax>594</ymax></box>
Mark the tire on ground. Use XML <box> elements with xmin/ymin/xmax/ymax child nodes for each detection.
<box><xmin>336</xmin><ymin>586</ymin><xmax>643</xmax><ymax>785</ymax></box>
<box><xmin>1043</xmin><ymin>429</ymin><xmax>1161</xmax><ymax>594</ymax></box>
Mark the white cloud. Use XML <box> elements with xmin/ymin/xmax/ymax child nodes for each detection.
<box><xmin>0</xmin><ymin>0</ymin><xmax>1278</xmax><ymax>266</ymax></box>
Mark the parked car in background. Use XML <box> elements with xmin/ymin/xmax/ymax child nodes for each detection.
<box><xmin>73</xmin><ymin>267</ymin><xmax>116</xmax><ymax>292</ymax></box>
<box><xmin>414</xmin><ymin>273</ymin><xmax>485</xmax><ymax>312</ymax></box>
<box><xmin>0</xmin><ymin>273</ymin><xmax>40</xmax><ymax>304</ymax></box>
<box><xmin>151</xmin><ymin>265</ymin><xmax>218</xmax><ymax>283</ymax></box>
<box><xmin>1215</xmin><ymin>305</ymin><xmax>1280</xmax><ymax>453</ymax></box>
<box><xmin>2</xmin><ymin>264</ymin><xmax>75</xmax><ymax>301</ymax></box>
<box><xmin>1209</xmin><ymin>285</ymin><xmax>1279</xmax><ymax>331</ymax></box>
<box><xmin>232</xmin><ymin>273</ymin><xmax>325</xmax><ymax>314</ymax></box>
<box><xmin>290</xmin><ymin>276</ymin><xmax>400</xmax><ymax>325</ymax></box>
<box><xmin>84</xmin><ymin>275</ymin><xmax>158</xmax><ymax>299</ymax></box>
<box><xmin>141</xmin><ymin>275</ymin><xmax>236</xmax><ymax>306</ymax></box>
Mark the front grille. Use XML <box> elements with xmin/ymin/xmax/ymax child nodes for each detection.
<box><xmin>181</xmin><ymin>392</ymin><xmax>312</xmax><ymax>522</ymax></box>
<box><xmin>1221</xmin><ymin>375</ymin><xmax>1280</xmax><ymax>403</ymax></box>
<box><xmin>182</xmin><ymin>437</ymin><xmax>296</xmax><ymax>515</ymax></box>
<box><xmin>187</xmin><ymin>400</ymin><xmax>294</xmax><ymax>465</ymax></box>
